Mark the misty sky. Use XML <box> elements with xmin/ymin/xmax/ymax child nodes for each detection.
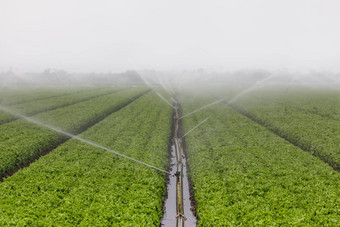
<box><xmin>1</xmin><ymin>0</ymin><xmax>340</xmax><ymax>73</ymax></box>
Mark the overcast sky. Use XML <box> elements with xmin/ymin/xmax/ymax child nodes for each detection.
<box><xmin>1</xmin><ymin>0</ymin><xmax>340</xmax><ymax>73</ymax></box>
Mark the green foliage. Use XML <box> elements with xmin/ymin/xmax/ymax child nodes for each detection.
<box><xmin>180</xmin><ymin>92</ymin><xmax>340</xmax><ymax>226</ymax></box>
<box><xmin>0</xmin><ymin>86</ymin><xmax>94</xmax><ymax>106</ymax></box>
<box><xmin>2</xmin><ymin>86</ymin><xmax>339</xmax><ymax>226</ymax></box>
<box><xmin>0</xmin><ymin>87</ymin><xmax>123</xmax><ymax>124</ymax></box>
<box><xmin>0</xmin><ymin>91</ymin><xmax>172</xmax><ymax>226</ymax></box>
<box><xmin>232</xmin><ymin>87</ymin><xmax>340</xmax><ymax>169</ymax></box>
<box><xmin>0</xmin><ymin>87</ymin><xmax>148</xmax><ymax>176</ymax></box>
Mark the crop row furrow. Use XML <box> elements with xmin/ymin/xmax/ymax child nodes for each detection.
<box><xmin>272</xmin><ymin>100</ymin><xmax>340</xmax><ymax>121</ymax></box>
<box><xmin>0</xmin><ymin>87</ymin><xmax>124</xmax><ymax>125</ymax></box>
<box><xmin>0</xmin><ymin>86</ymin><xmax>97</xmax><ymax>106</ymax></box>
<box><xmin>0</xmin><ymin>90</ymin><xmax>172</xmax><ymax>226</ymax></box>
<box><xmin>230</xmin><ymin>99</ymin><xmax>340</xmax><ymax>170</ymax></box>
<box><xmin>180</xmin><ymin>92</ymin><xmax>340</xmax><ymax>226</ymax></box>
<box><xmin>238</xmin><ymin>87</ymin><xmax>340</xmax><ymax>121</ymax></box>
<box><xmin>0</xmin><ymin>87</ymin><xmax>149</xmax><ymax>179</ymax></box>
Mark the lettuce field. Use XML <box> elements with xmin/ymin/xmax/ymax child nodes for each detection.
<box><xmin>0</xmin><ymin>85</ymin><xmax>339</xmax><ymax>226</ymax></box>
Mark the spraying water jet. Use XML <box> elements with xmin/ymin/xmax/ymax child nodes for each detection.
<box><xmin>179</xmin><ymin>74</ymin><xmax>279</xmax><ymax>120</ymax></box>
<box><xmin>181</xmin><ymin>116</ymin><xmax>211</xmax><ymax>138</ymax></box>
<box><xmin>0</xmin><ymin>105</ymin><xmax>170</xmax><ymax>174</ymax></box>
<box><xmin>138</xmin><ymin>73</ymin><xmax>176</xmax><ymax>109</ymax></box>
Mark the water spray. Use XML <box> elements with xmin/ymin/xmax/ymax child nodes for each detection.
<box><xmin>138</xmin><ymin>73</ymin><xmax>176</xmax><ymax>109</ymax></box>
<box><xmin>180</xmin><ymin>97</ymin><xmax>226</xmax><ymax>119</ymax></box>
<box><xmin>155</xmin><ymin>91</ymin><xmax>176</xmax><ymax>109</ymax></box>
<box><xmin>155</xmin><ymin>73</ymin><xmax>175</xmax><ymax>96</ymax></box>
<box><xmin>181</xmin><ymin>116</ymin><xmax>211</xmax><ymax>138</ymax></box>
<box><xmin>179</xmin><ymin>74</ymin><xmax>278</xmax><ymax>119</ymax></box>
<box><xmin>0</xmin><ymin>105</ymin><xmax>170</xmax><ymax>174</ymax></box>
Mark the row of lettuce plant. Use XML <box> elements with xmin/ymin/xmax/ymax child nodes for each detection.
<box><xmin>0</xmin><ymin>86</ymin><xmax>97</xmax><ymax>106</ymax></box>
<box><xmin>0</xmin><ymin>87</ymin><xmax>125</xmax><ymax>125</ymax></box>
<box><xmin>0</xmin><ymin>91</ymin><xmax>172</xmax><ymax>226</ymax></box>
<box><xmin>231</xmin><ymin>90</ymin><xmax>340</xmax><ymax>169</ymax></box>
<box><xmin>180</xmin><ymin>92</ymin><xmax>340</xmax><ymax>226</ymax></box>
<box><xmin>239</xmin><ymin>86</ymin><xmax>340</xmax><ymax>121</ymax></box>
<box><xmin>0</xmin><ymin>87</ymin><xmax>148</xmax><ymax>177</ymax></box>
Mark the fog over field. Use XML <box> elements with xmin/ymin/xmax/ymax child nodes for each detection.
<box><xmin>1</xmin><ymin>2</ymin><xmax>340</xmax><ymax>227</ymax></box>
<box><xmin>1</xmin><ymin>0</ymin><xmax>340</xmax><ymax>87</ymax></box>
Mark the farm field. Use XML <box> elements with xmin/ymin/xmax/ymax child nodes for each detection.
<box><xmin>180</xmin><ymin>90</ymin><xmax>340</xmax><ymax>226</ymax></box>
<box><xmin>0</xmin><ymin>86</ymin><xmax>96</xmax><ymax>106</ymax></box>
<box><xmin>0</xmin><ymin>91</ymin><xmax>172</xmax><ymax>226</ymax></box>
<box><xmin>228</xmin><ymin>86</ymin><xmax>340</xmax><ymax>170</ymax></box>
<box><xmin>0</xmin><ymin>87</ymin><xmax>148</xmax><ymax>179</ymax></box>
<box><xmin>0</xmin><ymin>86</ymin><xmax>126</xmax><ymax>125</ymax></box>
<box><xmin>0</xmin><ymin>85</ymin><xmax>339</xmax><ymax>226</ymax></box>
<box><xmin>241</xmin><ymin>87</ymin><xmax>340</xmax><ymax>121</ymax></box>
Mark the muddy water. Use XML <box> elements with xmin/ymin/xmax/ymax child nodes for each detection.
<box><xmin>161</xmin><ymin>98</ymin><xmax>196</xmax><ymax>227</ymax></box>
<box><xmin>161</xmin><ymin>144</ymin><xmax>196</xmax><ymax>227</ymax></box>
<box><xmin>161</xmin><ymin>145</ymin><xmax>178</xmax><ymax>226</ymax></box>
<box><xmin>181</xmin><ymin>149</ymin><xmax>196</xmax><ymax>226</ymax></box>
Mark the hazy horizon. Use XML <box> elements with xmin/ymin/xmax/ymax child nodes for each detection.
<box><xmin>1</xmin><ymin>0</ymin><xmax>340</xmax><ymax>73</ymax></box>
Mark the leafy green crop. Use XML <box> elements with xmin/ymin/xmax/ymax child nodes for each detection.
<box><xmin>244</xmin><ymin>86</ymin><xmax>340</xmax><ymax>121</ymax></box>
<box><xmin>1</xmin><ymin>86</ymin><xmax>339</xmax><ymax>226</ymax></box>
<box><xmin>0</xmin><ymin>91</ymin><xmax>172</xmax><ymax>226</ymax></box>
<box><xmin>0</xmin><ymin>86</ymin><xmax>95</xmax><ymax>106</ymax></box>
<box><xmin>0</xmin><ymin>87</ymin><xmax>124</xmax><ymax>125</ymax></box>
<box><xmin>180</xmin><ymin>91</ymin><xmax>340</xmax><ymax>226</ymax></box>
<box><xmin>0</xmin><ymin>87</ymin><xmax>148</xmax><ymax>177</ymax></box>
<box><xmin>232</xmin><ymin>88</ymin><xmax>340</xmax><ymax>169</ymax></box>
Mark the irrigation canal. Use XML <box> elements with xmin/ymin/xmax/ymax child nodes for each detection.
<box><xmin>1</xmin><ymin>89</ymin><xmax>198</xmax><ymax>225</ymax></box>
<box><xmin>161</xmin><ymin>99</ymin><xmax>196</xmax><ymax>227</ymax></box>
